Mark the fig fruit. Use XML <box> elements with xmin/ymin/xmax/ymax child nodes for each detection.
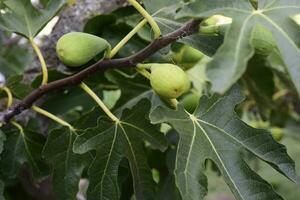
<box><xmin>292</xmin><ymin>14</ymin><xmax>300</xmax><ymax>26</ymax></box>
<box><xmin>252</xmin><ymin>24</ymin><xmax>277</xmax><ymax>56</ymax></box>
<box><xmin>182</xmin><ymin>93</ymin><xmax>201</xmax><ymax>113</ymax></box>
<box><xmin>199</xmin><ymin>16</ymin><xmax>277</xmax><ymax>57</ymax></box>
<box><xmin>199</xmin><ymin>15</ymin><xmax>232</xmax><ymax>35</ymax></box>
<box><xmin>270</xmin><ymin>127</ymin><xmax>284</xmax><ymax>142</ymax></box>
<box><xmin>171</xmin><ymin>45</ymin><xmax>204</xmax><ymax>70</ymax></box>
<box><xmin>150</xmin><ymin>64</ymin><xmax>190</xmax><ymax>99</ymax></box>
<box><xmin>56</xmin><ymin>32</ymin><xmax>111</xmax><ymax>67</ymax></box>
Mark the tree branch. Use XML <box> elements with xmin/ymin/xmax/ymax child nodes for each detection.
<box><xmin>0</xmin><ymin>19</ymin><xmax>201</xmax><ymax>124</ymax></box>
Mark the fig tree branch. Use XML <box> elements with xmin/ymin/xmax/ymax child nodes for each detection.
<box><xmin>0</xmin><ymin>19</ymin><xmax>201</xmax><ymax>124</ymax></box>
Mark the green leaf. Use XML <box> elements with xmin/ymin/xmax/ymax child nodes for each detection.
<box><xmin>5</xmin><ymin>75</ymin><xmax>33</xmax><ymax>99</ymax></box>
<box><xmin>156</xmin><ymin>175</ymin><xmax>181</xmax><ymax>200</ymax></box>
<box><xmin>0</xmin><ymin>131</ymin><xmax>5</xmax><ymax>199</ymax></box>
<box><xmin>150</xmin><ymin>86</ymin><xmax>296</xmax><ymax>200</ymax></box>
<box><xmin>42</xmin><ymin>128</ymin><xmax>91</xmax><ymax>200</ymax></box>
<box><xmin>73</xmin><ymin>100</ymin><xmax>167</xmax><ymax>200</ymax></box>
<box><xmin>0</xmin><ymin>128</ymin><xmax>48</xmax><ymax>180</ymax></box>
<box><xmin>243</xmin><ymin>55</ymin><xmax>276</xmax><ymax>117</ymax></box>
<box><xmin>0</xmin><ymin>40</ymin><xmax>34</xmax><ymax>76</ymax></box>
<box><xmin>0</xmin><ymin>180</ymin><xmax>4</xmax><ymax>200</ymax></box>
<box><xmin>177</xmin><ymin>0</ymin><xmax>300</xmax><ymax>94</ymax></box>
<box><xmin>142</xmin><ymin>0</ymin><xmax>223</xmax><ymax>56</ymax></box>
<box><xmin>0</xmin><ymin>0</ymin><xmax>66</xmax><ymax>38</ymax></box>
<box><xmin>0</xmin><ymin>130</ymin><xmax>6</xmax><ymax>154</ymax></box>
<box><xmin>105</xmin><ymin>70</ymin><xmax>151</xmax><ymax>108</ymax></box>
<box><xmin>258</xmin><ymin>137</ymin><xmax>300</xmax><ymax>200</ymax></box>
<box><xmin>0</xmin><ymin>130</ymin><xmax>24</xmax><ymax>180</ymax></box>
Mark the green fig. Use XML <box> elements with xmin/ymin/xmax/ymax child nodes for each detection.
<box><xmin>56</xmin><ymin>32</ymin><xmax>111</xmax><ymax>67</ymax></box>
<box><xmin>251</xmin><ymin>24</ymin><xmax>277</xmax><ymax>56</ymax></box>
<box><xmin>199</xmin><ymin>16</ymin><xmax>277</xmax><ymax>57</ymax></box>
<box><xmin>199</xmin><ymin>15</ymin><xmax>232</xmax><ymax>35</ymax></box>
<box><xmin>270</xmin><ymin>127</ymin><xmax>284</xmax><ymax>142</ymax></box>
<box><xmin>292</xmin><ymin>14</ymin><xmax>300</xmax><ymax>26</ymax></box>
<box><xmin>182</xmin><ymin>93</ymin><xmax>201</xmax><ymax>113</ymax></box>
<box><xmin>150</xmin><ymin>64</ymin><xmax>190</xmax><ymax>99</ymax></box>
<box><xmin>171</xmin><ymin>45</ymin><xmax>204</xmax><ymax>70</ymax></box>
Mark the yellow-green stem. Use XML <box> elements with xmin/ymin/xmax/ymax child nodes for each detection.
<box><xmin>32</xmin><ymin>105</ymin><xmax>75</xmax><ymax>131</ymax></box>
<box><xmin>29</xmin><ymin>38</ymin><xmax>48</xmax><ymax>85</ymax></box>
<box><xmin>11</xmin><ymin>121</ymin><xmax>25</xmax><ymax>136</ymax></box>
<box><xmin>170</xmin><ymin>98</ymin><xmax>179</xmax><ymax>109</ymax></box>
<box><xmin>137</xmin><ymin>63</ymin><xmax>153</xmax><ymax>70</ymax></box>
<box><xmin>80</xmin><ymin>82</ymin><xmax>120</xmax><ymax>123</ymax></box>
<box><xmin>273</xmin><ymin>89</ymin><xmax>288</xmax><ymax>101</ymax></box>
<box><xmin>0</xmin><ymin>86</ymin><xmax>13</xmax><ymax>108</ymax></box>
<box><xmin>110</xmin><ymin>19</ymin><xmax>148</xmax><ymax>58</ymax></box>
<box><xmin>136</xmin><ymin>68</ymin><xmax>151</xmax><ymax>80</ymax></box>
<box><xmin>127</xmin><ymin>0</ymin><xmax>161</xmax><ymax>38</ymax></box>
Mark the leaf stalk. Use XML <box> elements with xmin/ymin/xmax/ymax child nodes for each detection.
<box><xmin>80</xmin><ymin>82</ymin><xmax>120</xmax><ymax>123</ymax></box>
<box><xmin>29</xmin><ymin>38</ymin><xmax>48</xmax><ymax>85</ymax></box>
<box><xmin>31</xmin><ymin>105</ymin><xmax>75</xmax><ymax>131</ymax></box>
<box><xmin>127</xmin><ymin>0</ymin><xmax>161</xmax><ymax>38</ymax></box>
<box><xmin>0</xmin><ymin>86</ymin><xmax>13</xmax><ymax>108</ymax></box>
<box><xmin>110</xmin><ymin>19</ymin><xmax>148</xmax><ymax>58</ymax></box>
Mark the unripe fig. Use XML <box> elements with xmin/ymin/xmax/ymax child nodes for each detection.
<box><xmin>150</xmin><ymin>64</ymin><xmax>190</xmax><ymax>99</ymax></box>
<box><xmin>252</xmin><ymin>24</ymin><xmax>277</xmax><ymax>56</ymax></box>
<box><xmin>200</xmin><ymin>16</ymin><xmax>277</xmax><ymax>57</ymax></box>
<box><xmin>182</xmin><ymin>93</ymin><xmax>201</xmax><ymax>113</ymax></box>
<box><xmin>171</xmin><ymin>45</ymin><xmax>204</xmax><ymax>70</ymax></box>
<box><xmin>292</xmin><ymin>14</ymin><xmax>300</xmax><ymax>25</ymax></box>
<box><xmin>270</xmin><ymin>127</ymin><xmax>284</xmax><ymax>142</ymax></box>
<box><xmin>199</xmin><ymin>15</ymin><xmax>232</xmax><ymax>35</ymax></box>
<box><xmin>56</xmin><ymin>32</ymin><xmax>110</xmax><ymax>67</ymax></box>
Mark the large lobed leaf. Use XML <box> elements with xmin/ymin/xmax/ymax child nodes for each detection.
<box><xmin>0</xmin><ymin>0</ymin><xmax>66</xmax><ymax>38</ymax></box>
<box><xmin>141</xmin><ymin>0</ymin><xmax>223</xmax><ymax>56</ymax></box>
<box><xmin>42</xmin><ymin>128</ymin><xmax>91</xmax><ymax>200</ymax></box>
<box><xmin>150</xmin><ymin>86</ymin><xmax>297</xmax><ymax>200</ymax></box>
<box><xmin>177</xmin><ymin>0</ymin><xmax>300</xmax><ymax>95</ymax></box>
<box><xmin>0</xmin><ymin>127</ymin><xmax>48</xmax><ymax>181</ymax></box>
<box><xmin>107</xmin><ymin>70</ymin><xmax>297</xmax><ymax>199</ymax></box>
<box><xmin>73</xmin><ymin>100</ymin><xmax>167</xmax><ymax>200</ymax></box>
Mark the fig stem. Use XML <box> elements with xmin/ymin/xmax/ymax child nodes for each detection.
<box><xmin>29</xmin><ymin>38</ymin><xmax>48</xmax><ymax>85</ymax></box>
<box><xmin>11</xmin><ymin>121</ymin><xmax>25</xmax><ymax>136</ymax></box>
<box><xmin>110</xmin><ymin>19</ymin><xmax>148</xmax><ymax>58</ymax></box>
<box><xmin>136</xmin><ymin>68</ymin><xmax>151</xmax><ymax>80</ymax></box>
<box><xmin>0</xmin><ymin>86</ymin><xmax>13</xmax><ymax>108</ymax></box>
<box><xmin>199</xmin><ymin>25</ymin><xmax>219</xmax><ymax>35</ymax></box>
<box><xmin>31</xmin><ymin>105</ymin><xmax>76</xmax><ymax>131</ymax></box>
<box><xmin>136</xmin><ymin>63</ymin><xmax>153</xmax><ymax>70</ymax></box>
<box><xmin>80</xmin><ymin>82</ymin><xmax>120</xmax><ymax>123</ymax></box>
<box><xmin>127</xmin><ymin>0</ymin><xmax>161</xmax><ymax>38</ymax></box>
<box><xmin>169</xmin><ymin>98</ymin><xmax>179</xmax><ymax>109</ymax></box>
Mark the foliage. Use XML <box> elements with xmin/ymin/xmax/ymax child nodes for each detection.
<box><xmin>0</xmin><ymin>0</ymin><xmax>299</xmax><ymax>200</ymax></box>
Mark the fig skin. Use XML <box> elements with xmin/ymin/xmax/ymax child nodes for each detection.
<box><xmin>150</xmin><ymin>64</ymin><xmax>190</xmax><ymax>99</ymax></box>
<box><xmin>270</xmin><ymin>127</ymin><xmax>284</xmax><ymax>142</ymax></box>
<box><xmin>172</xmin><ymin>45</ymin><xmax>204</xmax><ymax>70</ymax></box>
<box><xmin>182</xmin><ymin>93</ymin><xmax>201</xmax><ymax>113</ymax></box>
<box><xmin>200</xmin><ymin>16</ymin><xmax>277</xmax><ymax>56</ymax></box>
<box><xmin>56</xmin><ymin>32</ymin><xmax>110</xmax><ymax>67</ymax></box>
<box><xmin>252</xmin><ymin>24</ymin><xmax>277</xmax><ymax>56</ymax></box>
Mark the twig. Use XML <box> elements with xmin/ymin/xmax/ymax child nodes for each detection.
<box><xmin>0</xmin><ymin>19</ymin><xmax>201</xmax><ymax>124</ymax></box>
